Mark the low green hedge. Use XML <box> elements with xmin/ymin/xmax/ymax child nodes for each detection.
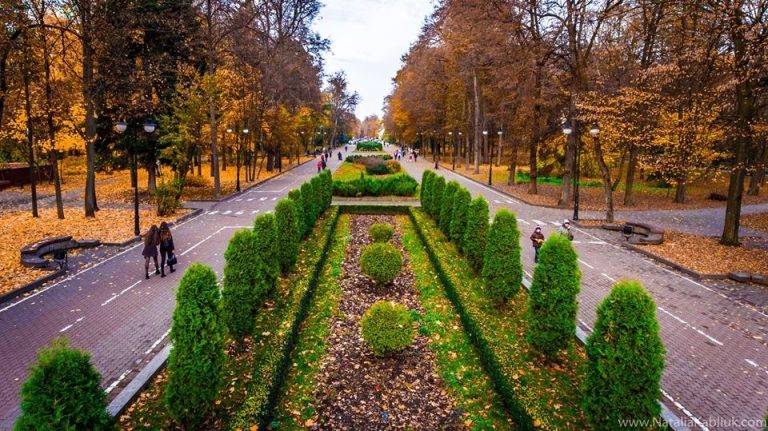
<box><xmin>333</xmin><ymin>173</ymin><xmax>418</xmax><ymax>197</ymax></box>
<box><xmin>356</xmin><ymin>140</ymin><xmax>383</xmax><ymax>151</ymax></box>
<box><xmin>345</xmin><ymin>154</ymin><xmax>392</xmax><ymax>163</ymax></box>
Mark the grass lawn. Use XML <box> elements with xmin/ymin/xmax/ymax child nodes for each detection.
<box><xmin>332</xmin><ymin>162</ymin><xmax>366</xmax><ymax>181</ymax></box>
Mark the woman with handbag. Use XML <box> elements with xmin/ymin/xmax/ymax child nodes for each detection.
<box><xmin>158</xmin><ymin>222</ymin><xmax>176</xmax><ymax>277</ymax></box>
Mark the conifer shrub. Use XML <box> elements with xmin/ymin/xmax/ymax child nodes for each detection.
<box><xmin>361</xmin><ymin>300</ymin><xmax>415</xmax><ymax>357</ymax></box>
<box><xmin>300</xmin><ymin>181</ymin><xmax>317</xmax><ymax>234</ymax></box>
<box><xmin>253</xmin><ymin>213</ymin><xmax>280</xmax><ymax>291</ymax></box>
<box><xmin>439</xmin><ymin>181</ymin><xmax>459</xmax><ymax>234</ymax></box>
<box><xmin>15</xmin><ymin>338</ymin><xmax>112</xmax><ymax>431</ymax></box>
<box><xmin>221</xmin><ymin>229</ymin><xmax>264</xmax><ymax>341</ymax></box>
<box><xmin>430</xmin><ymin>175</ymin><xmax>446</xmax><ymax>222</ymax></box>
<box><xmin>319</xmin><ymin>169</ymin><xmax>333</xmax><ymax>210</ymax></box>
<box><xmin>461</xmin><ymin>196</ymin><xmax>489</xmax><ymax>272</ymax></box>
<box><xmin>310</xmin><ymin>175</ymin><xmax>324</xmax><ymax>217</ymax></box>
<box><xmin>420</xmin><ymin>170</ymin><xmax>434</xmax><ymax>212</ymax></box>
<box><xmin>525</xmin><ymin>234</ymin><xmax>580</xmax><ymax>359</ymax></box>
<box><xmin>275</xmin><ymin>198</ymin><xmax>301</xmax><ymax>274</ymax></box>
<box><xmin>288</xmin><ymin>188</ymin><xmax>306</xmax><ymax>239</ymax></box>
<box><xmin>165</xmin><ymin>263</ymin><xmax>225</xmax><ymax>428</ymax></box>
<box><xmin>360</xmin><ymin>242</ymin><xmax>402</xmax><ymax>285</ymax></box>
<box><xmin>482</xmin><ymin>209</ymin><xmax>523</xmax><ymax>302</ymax></box>
<box><xmin>583</xmin><ymin>280</ymin><xmax>665</xmax><ymax>430</ymax></box>
<box><xmin>369</xmin><ymin>223</ymin><xmax>394</xmax><ymax>242</ymax></box>
<box><xmin>450</xmin><ymin>187</ymin><xmax>471</xmax><ymax>245</ymax></box>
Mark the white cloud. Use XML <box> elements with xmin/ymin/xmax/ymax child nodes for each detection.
<box><xmin>313</xmin><ymin>0</ymin><xmax>434</xmax><ymax>119</ymax></box>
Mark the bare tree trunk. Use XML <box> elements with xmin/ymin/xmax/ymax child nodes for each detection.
<box><xmin>496</xmin><ymin>133</ymin><xmax>502</xmax><ymax>167</ymax></box>
<box><xmin>41</xmin><ymin>22</ymin><xmax>64</xmax><ymax>219</ymax></box>
<box><xmin>593</xmin><ymin>138</ymin><xmax>614</xmax><ymax>222</ymax></box>
<box><xmin>205</xmin><ymin>5</ymin><xmax>221</xmax><ymax>198</ymax></box>
<box><xmin>674</xmin><ymin>175</ymin><xmax>686</xmax><ymax>204</ymax></box>
<box><xmin>624</xmin><ymin>143</ymin><xmax>638</xmax><ymax>205</ymax></box>
<box><xmin>22</xmin><ymin>41</ymin><xmax>38</xmax><ymax>218</ymax></box>
<box><xmin>507</xmin><ymin>137</ymin><xmax>518</xmax><ymax>186</ymax></box>
<box><xmin>472</xmin><ymin>69</ymin><xmax>481</xmax><ymax>174</ymax></box>
<box><xmin>82</xmin><ymin>15</ymin><xmax>98</xmax><ymax>217</ymax></box>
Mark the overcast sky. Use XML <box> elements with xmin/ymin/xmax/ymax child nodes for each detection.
<box><xmin>313</xmin><ymin>0</ymin><xmax>434</xmax><ymax>120</ymax></box>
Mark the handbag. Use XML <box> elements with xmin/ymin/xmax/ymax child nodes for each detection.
<box><xmin>167</xmin><ymin>253</ymin><xmax>178</xmax><ymax>266</ymax></box>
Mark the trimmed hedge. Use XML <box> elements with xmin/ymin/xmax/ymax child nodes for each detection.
<box><xmin>369</xmin><ymin>223</ymin><xmax>394</xmax><ymax>242</ymax></box>
<box><xmin>310</xmin><ymin>176</ymin><xmax>324</xmax><ymax>219</ymax></box>
<box><xmin>407</xmin><ymin>208</ymin><xmax>535</xmax><ymax>430</ymax></box>
<box><xmin>482</xmin><ymin>209</ymin><xmax>523</xmax><ymax>302</ymax></box>
<box><xmin>332</xmin><ymin>173</ymin><xmax>418</xmax><ymax>197</ymax></box>
<box><xmin>356</xmin><ymin>140</ymin><xmax>383</xmax><ymax>151</ymax></box>
<box><xmin>300</xmin><ymin>181</ymin><xmax>317</xmax><ymax>234</ymax></box>
<box><xmin>450</xmin><ymin>187</ymin><xmax>471</xmax><ymax>244</ymax></box>
<box><xmin>275</xmin><ymin>198</ymin><xmax>301</xmax><ymax>274</ymax></box>
<box><xmin>165</xmin><ymin>263</ymin><xmax>225</xmax><ymax>428</ymax></box>
<box><xmin>439</xmin><ymin>181</ymin><xmax>459</xmax><ymax>235</ymax></box>
<box><xmin>525</xmin><ymin>234</ymin><xmax>581</xmax><ymax>359</ymax></box>
<box><xmin>584</xmin><ymin>280</ymin><xmax>665</xmax><ymax>430</ymax></box>
<box><xmin>461</xmin><ymin>196</ymin><xmax>489</xmax><ymax>272</ymax></box>
<box><xmin>288</xmin><ymin>188</ymin><xmax>308</xmax><ymax>239</ymax></box>
<box><xmin>319</xmin><ymin>170</ymin><xmax>333</xmax><ymax>211</ymax></box>
<box><xmin>360</xmin><ymin>242</ymin><xmax>403</xmax><ymax>285</ymax></box>
<box><xmin>430</xmin><ymin>176</ymin><xmax>446</xmax><ymax>222</ymax></box>
<box><xmin>254</xmin><ymin>213</ymin><xmax>280</xmax><ymax>292</ymax></box>
<box><xmin>420</xmin><ymin>170</ymin><xmax>434</xmax><ymax>213</ymax></box>
<box><xmin>346</xmin><ymin>154</ymin><xmax>392</xmax><ymax>163</ymax></box>
<box><xmin>221</xmin><ymin>229</ymin><xmax>265</xmax><ymax>341</ymax></box>
<box><xmin>361</xmin><ymin>301</ymin><xmax>415</xmax><ymax>357</ymax></box>
<box><xmin>15</xmin><ymin>338</ymin><xmax>112</xmax><ymax>431</ymax></box>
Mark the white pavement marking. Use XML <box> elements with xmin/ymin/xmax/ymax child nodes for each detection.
<box><xmin>532</xmin><ymin>219</ymin><xmax>545</xmax><ymax>226</ymax></box>
<box><xmin>588</xmin><ymin>240</ymin><xmax>607</xmax><ymax>245</ymax></box>
<box><xmin>251</xmin><ymin>210</ymin><xmax>260</xmax><ymax>214</ymax></box>
<box><xmin>208</xmin><ymin>210</ymin><xmax>218</xmax><ymax>215</ymax></box>
<box><xmin>235</xmin><ymin>211</ymin><xmax>244</xmax><ymax>215</ymax></box>
<box><xmin>259</xmin><ymin>197</ymin><xmax>268</xmax><ymax>201</ymax></box>
<box><xmin>493</xmin><ymin>199</ymin><xmax>502</xmax><ymax>204</ymax></box>
<box><xmin>145</xmin><ymin>329</ymin><xmax>171</xmax><ymax>355</ymax></box>
<box><xmin>0</xmin><ymin>211</ymin><xmax>201</xmax><ymax>313</ymax></box>
<box><xmin>235</xmin><ymin>198</ymin><xmax>242</xmax><ymax>202</ymax></box>
<box><xmin>578</xmin><ymin>318</ymin><xmax>593</xmax><ymax>332</ymax></box>
<box><xmin>518</xmin><ymin>218</ymin><xmax>531</xmax><ymax>225</ymax></box>
<box><xmin>550</xmin><ymin>221</ymin><xmax>560</xmax><ymax>226</ymax></box>
<box><xmin>506</xmin><ymin>199</ymin><xmax>518</xmax><ymax>204</ymax></box>
<box><xmin>59</xmin><ymin>324</ymin><xmax>73</xmax><ymax>333</ymax></box>
<box><xmin>222</xmin><ymin>210</ymin><xmax>232</xmax><ymax>215</ymax></box>
<box><xmin>101</xmin><ymin>280</ymin><xmax>142</xmax><ymax>306</ymax></box>
<box><xmin>247</xmin><ymin>198</ymin><xmax>254</xmax><ymax>202</ymax></box>
<box><xmin>180</xmin><ymin>226</ymin><xmax>249</xmax><ymax>257</ymax></box>
<box><xmin>661</xmin><ymin>389</ymin><xmax>710</xmax><ymax>431</ymax></box>
<box><xmin>601</xmin><ymin>273</ymin><xmax>616</xmax><ymax>282</ymax></box>
<box><xmin>657</xmin><ymin>306</ymin><xmax>723</xmax><ymax>346</ymax></box>
<box><xmin>578</xmin><ymin>259</ymin><xmax>595</xmax><ymax>269</ymax></box>
<box><xmin>271</xmin><ymin>197</ymin><xmax>277</xmax><ymax>201</ymax></box>
<box><xmin>105</xmin><ymin>369</ymin><xmax>131</xmax><ymax>394</ymax></box>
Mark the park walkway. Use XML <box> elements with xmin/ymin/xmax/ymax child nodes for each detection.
<box><xmin>398</xmin><ymin>150</ymin><xmax>768</xmax><ymax>431</ymax></box>
<box><xmin>0</xmin><ymin>151</ymin><xmax>345</xmax><ymax>430</ymax></box>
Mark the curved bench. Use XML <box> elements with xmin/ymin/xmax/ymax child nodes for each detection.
<box><xmin>623</xmin><ymin>221</ymin><xmax>665</xmax><ymax>245</ymax></box>
<box><xmin>21</xmin><ymin>236</ymin><xmax>100</xmax><ymax>269</ymax></box>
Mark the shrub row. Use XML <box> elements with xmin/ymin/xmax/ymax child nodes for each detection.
<box><xmin>355</xmin><ymin>140</ymin><xmax>383</xmax><ymax>151</ymax></box>
<box><xmin>332</xmin><ymin>172</ymin><xmax>418</xmax><ymax>197</ymax></box>
<box><xmin>345</xmin><ymin>154</ymin><xmax>392</xmax><ymax>163</ymax></box>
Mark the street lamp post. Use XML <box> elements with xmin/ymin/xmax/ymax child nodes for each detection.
<box><xmin>562</xmin><ymin>120</ymin><xmax>579</xmax><ymax>220</ymax></box>
<box><xmin>483</xmin><ymin>130</ymin><xmax>490</xmax><ymax>185</ymax></box>
<box><xmin>497</xmin><ymin>130</ymin><xmax>503</xmax><ymax>168</ymax></box>
<box><xmin>449</xmin><ymin>131</ymin><xmax>456</xmax><ymax>170</ymax></box>
<box><xmin>114</xmin><ymin>119</ymin><xmax>155</xmax><ymax>236</ymax></box>
<box><xmin>238</xmin><ymin>127</ymin><xmax>249</xmax><ymax>192</ymax></box>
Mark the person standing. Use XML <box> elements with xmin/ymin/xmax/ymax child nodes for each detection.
<box><xmin>557</xmin><ymin>219</ymin><xmax>574</xmax><ymax>241</ymax></box>
<box><xmin>142</xmin><ymin>225</ymin><xmax>160</xmax><ymax>279</ymax></box>
<box><xmin>530</xmin><ymin>226</ymin><xmax>545</xmax><ymax>263</ymax></box>
<box><xmin>158</xmin><ymin>222</ymin><xmax>176</xmax><ymax>277</ymax></box>
<box><xmin>316</xmin><ymin>159</ymin><xmax>322</xmax><ymax>173</ymax></box>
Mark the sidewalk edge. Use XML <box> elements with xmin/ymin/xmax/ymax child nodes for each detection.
<box><xmin>107</xmin><ymin>344</ymin><xmax>171</xmax><ymax>418</ymax></box>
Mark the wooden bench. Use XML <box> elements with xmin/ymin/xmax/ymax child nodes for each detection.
<box><xmin>20</xmin><ymin>236</ymin><xmax>100</xmax><ymax>270</ymax></box>
<box><xmin>622</xmin><ymin>221</ymin><xmax>665</xmax><ymax>245</ymax></box>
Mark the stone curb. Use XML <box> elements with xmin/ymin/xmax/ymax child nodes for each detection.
<box><xmin>107</xmin><ymin>344</ymin><xmax>171</xmax><ymax>418</ymax></box>
<box><xmin>620</xmin><ymin>242</ymin><xmax>730</xmax><ymax>280</ymax></box>
<box><xmin>520</xmin><ymin>278</ymin><xmax>690</xmax><ymax>431</ymax></box>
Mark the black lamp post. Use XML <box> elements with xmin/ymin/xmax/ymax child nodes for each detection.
<box><xmin>562</xmin><ymin>120</ymin><xmax>579</xmax><ymax>221</ymax></box>
<box><xmin>483</xmin><ymin>130</ymin><xmax>491</xmax><ymax>185</ymax></box>
<box><xmin>449</xmin><ymin>131</ymin><xmax>456</xmax><ymax>170</ymax></box>
<box><xmin>238</xmin><ymin>127</ymin><xmax>249</xmax><ymax>192</ymax></box>
<box><xmin>114</xmin><ymin>119</ymin><xmax>156</xmax><ymax>236</ymax></box>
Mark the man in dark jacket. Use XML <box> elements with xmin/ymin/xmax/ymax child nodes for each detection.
<box><xmin>530</xmin><ymin>226</ymin><xmax>545</xmax><ymax>263</ymax></box>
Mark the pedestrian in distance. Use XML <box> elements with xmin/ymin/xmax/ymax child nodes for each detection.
<box><xmin>338</xmin><ymin>151</ymin><xmax>342</xmax><ymax>161</ymax></box>
<box><xmin>142</xmin><ymin>225</ymin><xmax>160</xmax><ymax>279</ymax></box>
<box><xmin>159</xmin><ymin>221</ymin><xmax>176</xmax><ymax>277</ymax></box>
<box><xmin>557</xmin><ymin>219</ymin><xmax>574</xmax><ymax>241</ymax></box>
<box><xmin>321</xmin><ymin>157</ymin><xmax>327</xmax><ymax>170</ymax></box>
<box><xmin>530</xmin><ymin>225</ymin><xmax>545</xmax><ymax>263</ymax></box>
<box><xmin>316</xmin><ymin>159</ymin><xmax>322</xmax><ymax>173</ymax></box>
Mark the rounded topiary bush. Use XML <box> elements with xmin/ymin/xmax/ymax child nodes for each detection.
<box><xmin>275</xmin><ymin>198</ymin><xmax>300</xmax><ymax>274</ymax></box>
<box><xmin>300</xmin><ymin>181</ymin><xmax>317</xmax><ymax>232</ymax></box>
<box><xmin>420</xmin><ymin>170</ymin><xmax>434</xmax><ymax>213</ymax></box>
<box><xmin>439</xmin><ymin>181</ymin><xmax>459</xmax><ymax>235</ymax></box>
<box><xmin>450</xmin><ymin>187</ymin><xmax>471</xmax><ymax>245</ymax></box>
<box><xmin>221</xmin><ymin>229</ymin><xmax>265</xmax><ymax>342</ymax></box>
<box><xmin>360</xmin><ymin>242</ymin><xmax>402</xmax><ymax>285</ymax></box>
<box><xmin>430</xmin><ymin>175</ymin><xmax>446</xmax><ymax>222</ymax></box>
<box><xmin>361</xmin><ymin>300</ymin><xmax>415</xmax><ymax>357</ymax></box>
<box><xmin>310</xmin><ymin>175</ymin><xmax>325</xmax><ymax>217</ymax></box>
<box><xmin>288</xmin><ymin>188</ymin><xmax>308</xmax><ymax>238</ymax></box>
<box><xmin>369</xmin><ymin>223</ymin><xmax>394</xmax><ymax>242</ymax></box>
<box><xmin>482</xmin><ymin>209</ymin><xmax>523</xmax><ymax>302</ymax></box>
<box><xmin>165</xmin><ymin>263</ymin><xmax>225</xmax><ymax>428</ymax></box>
<box><xmin>253</xmin><ymin>212</ymin><xmax>280</xmax><ymax>290</ymax></box>
<box><xmin>461</xmin><ymin>196</ymin><xmax>489</xmax><ymax>272</ymax></box>
<box><xmin>319</xmin><ymin>169</ymin><xmax>333</xmax><ymax>211</ymax></box>
<box><xmin>525</xmin><ymin>234</ymin><xmax>580</xmax><ymax>359</ymax></box>
<box><xmin>15</xmin><ymin>338</ymin><xmax>112</xmax><ymax>431</ymax></box>
<box><xmin>583</xmin><ymin>280</ymin><xmax>665</xmax><ymax>430</ymax></box>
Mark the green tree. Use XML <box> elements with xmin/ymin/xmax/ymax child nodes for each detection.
<box><xmin>438</xmin><ymin>181</ymin><xmax>459</xmax><ymax>234</ymax></box>
<box><xmin>320</xmin><ymin>169</ymin><xmax>333</xmax><ymax>210</ymax></box>
<box><xmin>165</xmin><ymin>263</ymin><xmax>225</xmax><ymax>428</ymax></box>
<box><xmin>526</xmin><ymin>235</ymin><xmax>581</xmax><ymax>359</ymax></box>
<box><xmin>482</xmin><ymin>209</ymin><xmax>523</xmax><ymax>302</ymax></box>
<box><xmin>15</xmin><ymin>338</ymin><xmax>112</xmax><ymax>431</ymax></box>
<box><xmin>584</xmin><ymin>280</ymin><xmax>665</xmax><ymax>430</ymax></box>
<box><xmin>275</xmin><ymin>198</ymin><xmax>301</xmax><ymax>274</ymax></box>
<box><xmin>450</xmin><ymin>187</ymin><xmax>471</xmax><ymax>244</ymax></box>
<box><xmin>461</xmin><ymin>196</ymin><xmax>489</xmax><ymax>272</ymax></box>
<box><xmin>310</xmin><ymin>175</ymin><xmax>325</xmax><ymax>217</ymax></box>
<box><xmin>430</xmin><ymin>175</ymin><xmax>446</xmax><ymax>222</ymax></box>
<box><xmin>253</xmin><ymin>213</ymin><xmax>280</xmax><ymax>291</ymax></box>
<box><xmin>420</xmin><ymin>170</ymin><xmax>434</xmax><ymax>212</ymax></box>
<box><xmin>288</xmin><ymin>188</ymin><xmax>307</xmax><ymax>239</ymax></box>
<box><xmin>301</xmin><ymin>181</ymin><xmax>317</xmax><ymax>230</ymax></box>
<box><xmin>221</xmin><ymin>230</ymin><xmax>264</xmax><ymax>342</ymax></box>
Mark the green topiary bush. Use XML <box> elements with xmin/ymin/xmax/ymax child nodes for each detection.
<box><xmin>332</xmin><ymin>173</ymin><xmax>418</xmax><ymax>197</ymax></box>
<box><xmin>221</xmin><ymin>229</ymin><xmax>265</xmax><ymax>342</ymax></box>
<box><xmin>275</xmin><ymin>198</ymin><xmax>301</xmax><ymax>274</ymax></box>
<box><xmin>165</xmin><ymin>263</ymin><xmax>225</xmax><ymax>428</ymax></box>
<box><xmin>253</xmin><ymin>213</ymin><xmax>280</xmax><ymax>291</ymax></box>
<box><xmin>15</xmin><ymin>338</ymin><xmax>112</xmax><ymax>431</ymax></box>
<box><xmin>319</xmin><ymin>169</ymin><xmax>333</xmax><ymax>211</ymax></box>
<box><xmin>288</xmin><ymin>188</ymin><xmax>308</xmax><ymax>239</ymax></box>
<box><xmin>369</xmin><ymin>223</ymin><xmax>394</xmax><ymax>242</ymax></box>
<box><xmin>439</xmin><ymin>181</ymin><xmax>459</xmax><ymax>235</ymax></box>
<box><xmin>583</xmin><ymin>280</ymin><xmax>665</xmax><ymax>430</ymax></box>
<box><xmin>450</xmin><ymin>187</ymin><xmax>471</xmax><ymax>244</ymax></box>
<box><xmin>461</xmin><ymin>196</ymin><xmax>489</xmax><ymax>272</ymax></box>
<box><xmin>310</xmin><ymin>175</ymin><xmax>324</xmax><ymax>217</ymax></box>
<box><xmin>525</xmin><ymin>234</ymin><xmax>580</xmax><ymax>359</ymax></box>
<box><xmin>420</xmin><ymin>170</ymin><xmax>433</xmax><ymax>212</ymax></box>
<box><xmin>430</xmin><ymin>175</ymin><xmax>446</xmax><ymax>222</ymax></box>
<box><xmin>361</xmin><ymin>300</ymin><xmax>415</xmax><ymax>357</ymax></box>
<box><xmin>360</xmin><ymin>242</ymin><xmax>403</xmax><ymax>285</ymax></box>
<box><xmin>482</xmin><ymin>209</ymin><xmax>523</xmax><ymax>302</ymax></box>
<box><xmin>300</xmin><ymin>181</ymin><xmax>317</xmax><ymax>232</ymax></box>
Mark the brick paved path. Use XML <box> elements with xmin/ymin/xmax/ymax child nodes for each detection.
<box><xmin>399</xmin><ymin>151</ymin><xmax>768</xmax><ymax>431</ymax></box>
<box><xmin>0</xmin><ymin>151</ymin><xmax>346</xmax><ymax>430</ymax></box>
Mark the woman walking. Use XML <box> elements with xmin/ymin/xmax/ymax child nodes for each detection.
<box><xmin>142</xmin><ymin>225</ymin><xmax>160</xmax><ymax>279</ymax></box>
<box><xmin>159</xmin><ymin>222</ymin><xmax>176</xmax><ymax>277</ymax></box>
